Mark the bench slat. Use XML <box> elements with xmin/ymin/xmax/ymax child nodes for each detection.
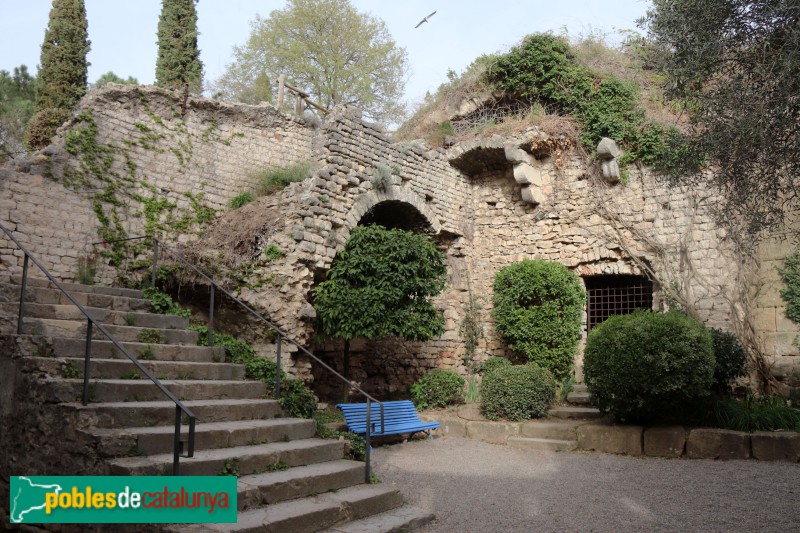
<box><xmin>335</xmin><ymin>400</ymin><xmax>440</xmax><ymax>437</ymax></box>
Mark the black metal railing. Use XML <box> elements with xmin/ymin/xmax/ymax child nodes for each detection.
<box><xmin>1</xmin><ymin>222</ymin><xmax>196</xmax><ymax>475</ymax></box>
<box><xmin>146</xmin><ymin>236</ymin><xmax>385</xmax><ymax>484</ymax></box>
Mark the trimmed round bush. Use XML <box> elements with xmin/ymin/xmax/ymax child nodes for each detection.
<box><xmin>492</xmin><ymin>259</ymin><xmax>585</xmax><ymax>379</ymax></box>
<box><xmin>480</xmin><ymin>363</ymin><xmax>556</xmax><ymax>421</ymax></box>
<box><xmin>584</xmin><ymin>311</ymin><xmax>714</xmax><ymax>423</ymax></box>
<box><xmin>410</xmin><ymin>369</ymin><xmax>465</xmax><ymax>410</ymax></box>
<box><xmin>709</xmin><ymin>328</ymin><xmax>749</xmax><ymax>391</ymax></box>
<box><xmin>479</xmin><ymin>356</ymin><xmax>512</xmax><ymax>376</ymax></box>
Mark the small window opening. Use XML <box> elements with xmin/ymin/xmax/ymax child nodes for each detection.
<box><xmin>584</xmin><ymin>275</ymin><xmax>653</xmax><ymax>332</ymax></box>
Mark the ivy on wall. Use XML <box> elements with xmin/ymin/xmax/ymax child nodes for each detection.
<box><xmin>57</xmin><ymin>92</ymin><xmax>245</xmax><ymax>266</ymax></box>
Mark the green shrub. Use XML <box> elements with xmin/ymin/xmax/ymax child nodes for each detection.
<box><xmin>254</xmin><ymin>162</ymin><xmax>311</xmax><ymax>196</ymax></box>
<box><xmin>228</xmin><ymin>191</ymin><xmax>254</xmax><ymax>209</ymax></box>
<box><xmin>778</xmin><ymin>247</ymin><xmax>800</xmax><ymax>324</ymax></box>
<box><xmin>687</xmin><ymin>394</ymin><xmax>800</xmax><ymax>432</ymax></box>
<box><xmin>192</xmin><ymin>325</ymin><xmax>316</xmax><ymax>418</ymax></box>
<box><xmin>479</xmin><ymin>356</ymin><xmax>512</xmax><ymax>376</ymax></box>
<box><xmin>481</xmin><ymin>363</ymin><xmax>556</xmax><ymax>421</ymax></box>
<box><xmin>142</xmin><ymin>287</ymin><xmax>192</xmax><ymax>318</ymax></box>
<box><xmin>410</xmin><ymin>370</ymin><xmax>465</xmax><ymax>410</ymax></box>
<box><xmin>26</xmin><ymin>107</ymin><xmax>70</xmax><ymax>149</ymax></box>
<box><xmin>492</xmin><ymin>259</ymin><xmax>585</xmax><ymax>379</ymax></box>
<box><xmin>584</xmin><ymin>311</ymin><xmax>715</xmax><ymax>423</ymax></box>
<box><xmin>709</xmin><ymin>328</ymin><xmax>749</xmax><ymax>392</ymax></box>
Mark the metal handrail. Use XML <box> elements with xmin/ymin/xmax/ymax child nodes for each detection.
<box><xmin>0</xmin><ymin>222</ymin><xmax>196</xmax><ymax>475</ymax></box>
<box><xmin>148</xmin><ymin>236</ymin><xmax>385</xmax><ymax>484</ymax></box>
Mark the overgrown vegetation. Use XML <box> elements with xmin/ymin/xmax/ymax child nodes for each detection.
<box><xmin>314</xmin><ymin>225</ymin><xmax>447</xmax><ymax>398</ymax></box>
<box><xmin>253</xmin><ymin>162</ymin><xmax>311</xmax><ymax>196</ymax></box>
<box><xmin>410</xmin><ymin>370</ymin><xmax>465</xmax><ymax>411</ymax></box>
<box><xmin>492</xmin><ymin>259</ymin><xmax>585</xmax><ymax>380</ymax></box>
<box><xmin>584</xmin><ymin>311</ymin><xmax>715</xmax><ymax>423</ymax></box>
<box><xmin>76</xmin><ymin>252</ymin><xmax>97</xmax><ymax>285</ymax></box>
<box><xmin>479</xmin><ymin>356</ymin><xmax>512</xmax><ymax>377</ymax></box>
<box><xmin>142</xmin><ymin>287</ymin><xmax>192</xmax><ymax>318</ymax></box>
<box><xmin>191</xmin><ymin>325</ymin><xmax>316</xmax><ymax>418</ymax></box>
<box><xmin>778</xmin><ymin>248</ymin><xmax>800</xmax><ymax>326</ymax></box>
<box><xmin>481</xmin><ymin>363</ymin><xmax>556</xmax><ymax>421</ymax></box>
<box><xmin>642</xmin><ymin>0</ymin><xmax>800</xmax><ymax>232</ymax></box>
<box><xmin>687</xmin><ymin>393</ymin><xmax>800</xmax><ymax>433</ymax></box>
<box><xmin>228</xmin><ymin>191</ymin><xmax>254</xmax><ymax>209</ymax></box>
<box><xmin>708</xmin><ymin>328</ymin><xmax>749</xmax><ymax>393</ymax></box>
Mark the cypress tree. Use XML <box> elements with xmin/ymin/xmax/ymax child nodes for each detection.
<box><xmin>155</xmin><ymin>0</ymin><xmax>204</xmax><ymax>93</ymax></box>
<box><xmin>36</xmin><ymin>0</ymin><xmax>90</xmax><ymax>110</ymax></box>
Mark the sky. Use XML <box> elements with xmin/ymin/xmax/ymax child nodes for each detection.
<box><xmin>0</xmin><ymin>1</ymin><xmax>652</xmax><ymax>108</ymax></box>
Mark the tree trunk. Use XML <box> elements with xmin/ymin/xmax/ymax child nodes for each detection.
<box><xmin>341</xmin><ymin>338</ymin><xmax>350</xmax><ymax>402</ymax></box>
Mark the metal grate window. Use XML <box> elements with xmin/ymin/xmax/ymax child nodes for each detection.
<box><xmin>585</xmin><ymin>275</ymin><xmax>653</xmax><ymax>332</ymax></box>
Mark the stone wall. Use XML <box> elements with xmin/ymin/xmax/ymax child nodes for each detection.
<box><xmin>1</xmin><ymin>86</ymin><xmax>792</xmax><ymax>398</ymax></box>
<box><xmin>1</xmin><ymin>84</ymin><xmax>315</xmax><ymax>282</ymax></box>
<box><xmin>312</xmin><ymin>135</ymin><xmax>742</xmax><ymax>397</ymax></box>
<box><xmin>753</xmin><ymin>230</ymin><xmax>800</xmax><ymax>393</ymax></box>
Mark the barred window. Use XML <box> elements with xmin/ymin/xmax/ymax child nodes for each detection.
<box><xmin>584</xmin><ymin>275</ymin><xmax>654</xmax><ymax>332</ymax></box>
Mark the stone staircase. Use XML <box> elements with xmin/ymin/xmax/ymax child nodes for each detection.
<box><xmin>508</xmin><ymin>384</ymin><xmax>603</xmax><ymax>452</ymax></box>
<box><xmin>0</xmin><ymin>274</ymin><xmax>433</xmax><ymax>532</ymax></box>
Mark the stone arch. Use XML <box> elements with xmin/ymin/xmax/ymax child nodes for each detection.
<box><xmin>341</xmin><ymin>187</ymin><xmax>442</xmax><ymax>242</ymax></box>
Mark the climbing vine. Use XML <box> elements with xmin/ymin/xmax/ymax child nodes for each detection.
<box><xmin>56</xmin><ymin>89</ymin><xmax>243</xmax><ymax>267</ymax></box>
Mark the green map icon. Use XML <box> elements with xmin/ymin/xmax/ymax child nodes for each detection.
<box><xmin>10</xmin><ymin>476</ymin><xmax>63</xmax><ymax>523</ymax></box>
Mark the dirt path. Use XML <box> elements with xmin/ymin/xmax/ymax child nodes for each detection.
<box><xmin>373</xmin><ymin>437</ymin><xmax>800</xmax><ymax>533</ymax></box>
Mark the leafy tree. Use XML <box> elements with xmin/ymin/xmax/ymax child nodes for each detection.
<box><xmin>641</xmin><ymin>0</ymin><xmax>800</xmax><ymax>232</ymax></box>
<box><xmin>28</xmin><ymin>0</ymin><xmax>90</xmax><ymax>149</ymax></box>
<box><xmin>314</xmin><ymin>225</ymin><xmax>447</xmax><ymax>396</ymax></box>
<box><xmin>155</xmin><ymin>0</ymin><xmax>203</xmax><ymax>93</ymax></box>
<box><xmin>215</xmin><ymin>0</ymin><xmax>408</xmax><ymax>124</ymax></box>
<box><xmin>36</xmin><ymin>0</ymin><xmax>90</xmax><ymax>111</ymax></box>
<box><xmin>92</xmin><ymin>71</ymin><xmax>139</xmax><ymax>89</ymax></box>
<box><xmin>0</xmin><ymin>65</ymin><xmax>36</xmax><ymax>160</ymax></box>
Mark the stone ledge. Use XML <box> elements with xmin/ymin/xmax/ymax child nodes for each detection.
<box><xmin>577</xmin><ymin>424</ymin><xmax>643</xmax><ymax>456</ymax></box>
<box><xmin>420</xmin><ymin>409</ymin><xmax>800</xmax><ymax>463</ymax></box>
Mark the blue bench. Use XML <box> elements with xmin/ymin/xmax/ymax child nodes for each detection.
<box><xmin>335</xmin><ymin>400</ymin><xmax>440</xmax><ymax>438</ymax></box>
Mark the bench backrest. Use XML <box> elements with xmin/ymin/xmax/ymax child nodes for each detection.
<box><xmin>336</xmin><ymin>400</ymin><xmax>423</xmax><ymax>430</ymax></box>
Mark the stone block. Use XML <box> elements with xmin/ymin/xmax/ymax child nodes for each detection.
<box><xmin>751</xmin><ymin>431</ymin><xmax>800</xmax><ymax>462</ymax></box>
<box><xmin>686</xmin><ymin>428</ymin><xmax>750</xmax><ymax>460</ymax></box>
<box><xmin>465</xmin><ymin>420</ymin><xmax>518</xmax><ymax>444</ymax></box>
<box><xmin>643</xmin><ymin>426</ymin><xmax>686</xmax><ymax>458</ymax></box>
<box><xmin>577</xmin><ymin>424</ymin><xmax>642</xmax><ymax>455</ymax></box>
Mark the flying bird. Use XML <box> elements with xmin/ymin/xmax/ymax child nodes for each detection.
<box><xmin>415</xmin><ymin>11</ymin><xmax>437</xmax><ymax>28</ymax></box>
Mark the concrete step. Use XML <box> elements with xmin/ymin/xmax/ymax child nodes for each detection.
<box><xmin>189</xmin><ymin>484</ymin><xmax>403</xmax><ymax>533</ymax></box>
<box><xmin>21</xmin><ymin>317</ymin><xmax>199</xmax><ymax>344</ymax></box>
<box><xmin>0</xmin><ymin>282</ymin><xmax>151</xmax><ymax>312</ymax></box>
<box><xmin>566</xmin><ymin>391</ymin><xmax>592</xmax><ymax>406</ymax></box>
<box><xmin>548</xmin><ymin>406</ymin><xmax>604</xmax><ymax>420</ymax></box>
<box><xmin>573</xmin><ymin>384</ymin><xmax>588</xmax><ymax>393</ymax></box>
<box><xmin>520</xmin><ymin>420</ymin><xmax>583</xmax><ymax>440</ymax></box>
<box><xmin>87</xmin><ymin>418</ymin><xmax>317</xmax><ymax>456</ymax></box>
<box><xmin>238</xmin><ymin>460</ymin><xmax>365</xmax><ymax>510</ymax></box>
<box><xmin>0</xmin><ymin>302</ymin><xmax>188</xmax><ymax>329</ymax></box>
<box><xmin>62</xmin><ymin>358</ymin><xmax>245</xmax><ymax>381</ymax></box>
<box><xmin>66</xmin><ymin>398</ymin><xmax>283</xmax><ymax>428</ymax></box>
<box><xmin>51</xmin><ymin>336</ymin><xmax>224</xmax><ymax>362</ymax></box>
<box><xmin>1</xmin><ymin>274</ymin><xmax>145</xmax><ymax>298</ymax></box>
<box><xmin>508</xmin><ymin>436</ymin><xmax>578</xmax><ymax>452</ymax></box>
<box><xmin>108</xmin><ymin>439</ymin><xmax>345</xmax><ymax>476</ymax></box>
<box><xmin>322</xmin><ymin>504</ymin><xmax>435</xmax><ymax>533</ymax></box>
<box><xmin>58</xmin><ymin>378</ymin><xmax>267</xmax><ymax>403</ymax></box>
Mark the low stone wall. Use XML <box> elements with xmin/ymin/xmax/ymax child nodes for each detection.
<box><xmin>421</xmin><ymin>410</ymin><xmax>800</xmax><ymax>462</ymax></box>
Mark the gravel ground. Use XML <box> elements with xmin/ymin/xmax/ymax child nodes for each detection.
<box><xmin>373</xmin><ymin>437</ymin><xmax>800</xmax><ymax>533</ymax></box>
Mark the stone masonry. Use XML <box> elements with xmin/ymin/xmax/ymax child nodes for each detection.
<box><xmin>1</xmin><ymin>85</ymin><xmax>795</xmax><ymax>396</ymax></box>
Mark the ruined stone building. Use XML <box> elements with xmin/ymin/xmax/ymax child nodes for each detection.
<box><xmin>1</xmin><ymin>85</ymin><xmax>797</xmax><ymax>398</ymax></box>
